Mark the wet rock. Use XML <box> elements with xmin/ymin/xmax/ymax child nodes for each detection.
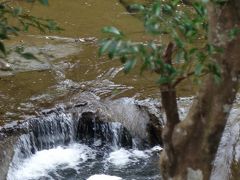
<box><xmin>41</xmin><ymin>35</ymin><xmax>97</xmax><ymax>44</ymax></box>
<box><xmin>107</xmin><ymin>97</ymin><xmax>163</xmax><ymax>146</ymax></box>
<box><xmin>0</xmin><ymin>41</ymin><xmax>82</xmax><ymax>77</ymax></box>
<box><xmin>1</xmin><ymin>92</ymin><xmax>163</xmax><ymax>149</ymax></box>
<box><xmin>0</xmin><ymin>60</ymin><xmax>12</xmax><ymax>71</ymax></box>
<box><xmin>69</xmin><ymin>92</ymin><xmax>164</xmax><ymax>146</ymax></box>
<box><xmin>0</xmin><ymin>133</ymin><xmax>21</xmax><ymax>180</ymax></box>
<box><xmin>77</xmin><ymin>111</ymin><xmax>133</xmax><ymax>148</ymax></box>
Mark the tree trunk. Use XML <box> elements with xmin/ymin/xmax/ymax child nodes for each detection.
<box><xmin>160</xmin><ymin>1</ymin><xmax>240</xmax><ymax>179</ymax></box>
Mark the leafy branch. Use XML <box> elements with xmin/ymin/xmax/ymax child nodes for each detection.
<box><xmin>99</xmin><ymin>0</ymin><xmax>222</xmax><ymax>87</ymax></box>
<box><xmin>0</xmin><ymin>0</ymin><xmax>62</xmax><ymax>59</ymax></box>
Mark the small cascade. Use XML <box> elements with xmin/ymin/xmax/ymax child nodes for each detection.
<box><xmin>7</xmin><ymin>108</ymin><xmax>77</xmax><ymax>180</ymax></box>
<box><xmin>16</xmin><ymin>108</ymin><xmax>75</xmax><ymax>155</ymax></box>
<box><xmin>27</xmin><ymin>110</ymin><xmax>75</xmax><ymax>151</ymax></box>
<box><xmin>4</xmin><ymin>95</ymin><xmax>163</xmax><ymax>180</ymax></box>
<box><xmin>77</xmin><ymin>112</ymin><xmax>133</xmax><ymax>149</ymax></box>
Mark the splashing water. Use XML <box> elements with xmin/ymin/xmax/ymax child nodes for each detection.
<box><xmin>7</xmin><ymin>143</ymin><xmax>161</xmax><ymax>180</ymax></box>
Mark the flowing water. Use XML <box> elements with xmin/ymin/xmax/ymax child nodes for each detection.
<box><xmin>0</xmin><ymin>0</ymin><xmax>194</xmax><ymax>125</ymax></box>
<box><xmin>8</xmin><ymin>143</ymin><xmax>161</xmax><ymax>180</ymax></box>
<box><xmin>1</xmin><ymin>0</ymin><xmax>239</xmax><ymax>179</ymax></box>
<box><xmin>0</xmin><ymin>1</ymin><xmax>165</xmax><ymax>179</ymax></box>
<box><xmin>5</xmin><ymin>102</ymin><xmax>162</xmax><ymax>180</ymax></box>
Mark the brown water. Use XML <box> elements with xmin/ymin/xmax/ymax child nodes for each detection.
<box><xmin>0</xmin><ymin>0</ymin><xmax>195</xmax><ymax>125</ymax></box>
<box><xmin>1</xmin><ymin>2</ymin><xmax>239</xmax><ymax>179</ymax></box>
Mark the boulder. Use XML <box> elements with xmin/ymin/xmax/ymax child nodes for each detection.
<box><xmin>68</xmin><ymin>92</ymin><xmax>164</xmax><ymax>146</ymax></box>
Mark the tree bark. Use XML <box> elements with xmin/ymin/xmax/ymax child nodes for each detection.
<box><xmin>160</xmin><ymin>1</ymin><xmax>240</xmax><ymax>179</ymax></box>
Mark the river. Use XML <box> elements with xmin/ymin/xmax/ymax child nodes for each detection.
<box><xmin>0</xmin><ymin>0</ymin><xmax>195</xmax><ymax>126</ymax></box>
<box><xmin>0</xmin><ymin>1</ymin><xmax>239</xmax><ymax>180</ymax></box>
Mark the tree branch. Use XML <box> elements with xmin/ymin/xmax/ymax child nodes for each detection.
<box><xmin>160</xmin><ymin>42</ymin><xmax>181</xmax><ymax>176</ymax></box>
<box><xmin>172</xmin><ymin>71</ymin><xmax>195</xmax><ymax>87</ymax></box>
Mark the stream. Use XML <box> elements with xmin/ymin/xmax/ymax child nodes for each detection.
<box><xmin>6</xmin><ymin>105</ymin><xmax>162</xmax><ymax>180</ymax></box>
<box><xmin>0</xmin><ymin>1</ymin><xmax>240</xmax><ymax>180</ymax></box>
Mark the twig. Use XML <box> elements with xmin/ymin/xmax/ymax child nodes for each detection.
<box><xmin>172</xmin><ymin>71</ymin><xmax>195</xmax><ymax>87</ymax></box>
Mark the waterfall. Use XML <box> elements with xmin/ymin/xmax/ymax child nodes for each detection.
<box><xmin>4</xmin><ymin>95</ymin><xmax>162</xmax><ymax>180</ymax></box>
<box><xmin>77</xmin><ymin>112</ymin><xmax>133</xmax><ymax>149</ymax></box>
<box><xmin>7</xmin><ymin>108</ymin><xmax>76</xmax><ymax>179</ymax></box>
<box><xmin>6</xmin><ymin>106</ymin><xmax>140</xmax><ymax>180</ymax></box>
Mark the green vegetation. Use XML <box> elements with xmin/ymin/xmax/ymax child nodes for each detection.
<box><xmin>0</xmin><ymin>0</ymin><xmax>239</xmax><ymax>179</ymax></box>
<box><xmin>99</xmin><ymin>0</ymin><xmax>222</xmax><ymax>86</ymax></box>
<box><xmin>0</xmin><ymin>0</ymin><xmax>60</xmax><ymax>59</ymax></box>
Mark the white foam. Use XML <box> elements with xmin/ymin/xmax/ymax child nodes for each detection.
<box><xmin>132</xmin><ymin>149</ymin><xmax>149</xmax><ymax>158</ymax></box>
<box><xmin>107</xmin><ymin>148</ymin><xmax>132</xmax><ymax>166</ymax></box>
<box><xmin>107</xmin><ymin>148</ymin><xmax>154</xmax><ymax>167</ymax></box>
<box><xmin>8</xmin><ymin>144</ymin><xmax>96</xmax><ymax>180</ymax></box>
<box><xmin>151</xmin><ymin>145</ymin><xmax>163</xmax><ymax>152</ymax></box>
<box><xmin>87</xmin><ymin>174</ymin><xmax>122</xmax><ymax>180</ymax></box>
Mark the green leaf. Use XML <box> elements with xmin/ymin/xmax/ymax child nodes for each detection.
<box><xmin>195</xmin><ymin>63</ymin><xmax>203</xmax><ymax>76</ymax></box>
<box><xmin>207</xmin><ymin>44</ymin><xmax>215</xmax><ymax>54</ymax></box>
<box><xmin>129</xmin><ymin>4</ymin><xmax>145</xmax><ymax>11</ymax></box>
<box><xmin>164</xmin><ymin>64</ymin><xmax>176</xmax><ymax>74</ymax></box>
<box><xmin>152</xmin><ymin>3</ymin><xmax>161</xmax><ymax>16</ymax></box>
<box><xmin>158</xmin><ymin>76</ymin><xmax>171</xmax><ymax>84</ymax></box>
<box><xmin>193</xmin><ymin>2</ymin><xmax>207</xmax><ymax>17</ymax></box>
<box><xmin>175</xmin><ymin>50</ymin><xmax>184</xmax><ymax>63</ymax></box>
<box><xmin>124</xmin><ymin>59</ymin><xmax>136</xmax><ymax>73</ymax></box>
<box><xmin>171</xmin><ymin>0</ymin><xmax>180</xmax><ymax>6</ymax></box>
<box><xmin>107</xmin><ymin>40</ymin><xmax>121</xmax><ymax>59</ymax></box>
<box><xmin>102</xmin><ymin>26</ymin><xmax>123</xmax><ymax>36</ymax></box>
<box><xmin>189</xmin><ymin>48</ymin><xmax>197</xmax><ymax>55</ymax></box>
<box><xmin>229</xmin><ymin>27</ymin><xmax>240</xmax><ymax>40</ymax></box>
<box><xmin>98</xmin><ymin>40</ymin><xmax>113</xmax><ymax>56</ymax></box>
<box><xmin>174</xmin><ymin>37</ymin><xmax>184</xmax><ymax>48</ymax></box>
<box><xmin>162</xmin><ymin>4</ymin><xmax>172</xmax><ymax>14</ymax></box>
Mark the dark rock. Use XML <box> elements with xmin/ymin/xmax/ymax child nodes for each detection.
<box><xmin>77</xmin><ymin>111</ymin><xmax>133</xmax><ymax>148</ymax></box>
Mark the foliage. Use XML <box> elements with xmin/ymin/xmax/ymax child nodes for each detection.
<box><xmin>0</xmin><ymin>0</ymin><xmax>61</xmax><ymax>59</ymax></box>
<box><xmin>99</xmin><ymin>0</ymin><xmax>222</xmax><ymax>86</ymax></box>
